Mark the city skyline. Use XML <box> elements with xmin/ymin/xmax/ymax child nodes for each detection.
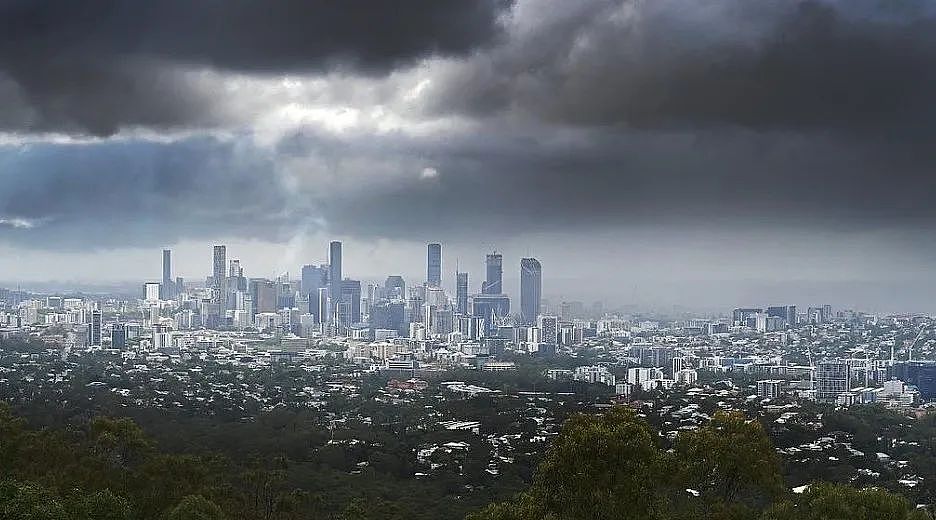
<box><xmin>4</xmin><ymin>1</ymin><xmax>936</xmax><ymax>314</ymax></box>
<box><xmin>7</xmin><ymin>235</ymin><xmax>936</xmax><ymax>315</ymax></box>
<box><xmin>4</xmin><ymin>3</ymin><xmax>936</xmax><ymax>517</ymax></box>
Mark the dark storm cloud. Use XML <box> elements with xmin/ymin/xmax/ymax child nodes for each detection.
<box><xmin>427</xmin><ymin>0</ymin><xmax>936</xmax><ymax>134</ymax></box>
<box><xmin>277</xmin><ymin>124</ymin><xmax>936</xmax><ymax>240</ymax></box>
<box><xmin>0</xmin><ymin>137</ymin><xmax>306</xmax><ymax>248</ymax></box>
<box><xmin>0</xmin><ymin>0</ymin><xmax>510</xmax><ymax>135</ymax></box>
<box><xmin>5</xmin><ymin>0</ymin><xmax>936</xmax><ymax>252</ymax></box>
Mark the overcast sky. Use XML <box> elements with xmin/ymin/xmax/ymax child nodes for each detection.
<box><xmin>3</xmin><ymin>0</ymin><xmax>936</xmax><ymax>313</ymax></box>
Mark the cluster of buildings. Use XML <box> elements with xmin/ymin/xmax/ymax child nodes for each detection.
<box><xmin>5</xmin><ymin>266</ymin><xmax>936</xmax><ymax>416</ymax></box>
<box><xmin>731</xmin><ymin>305</ymin><xmax>832</xmax><ymax>332</ymax></box>
<box><xmin>142</xmin><ymin>242</ymin><xmax>559</xmax><ymax>347</ymax></box>
<box><xmin>2</xmin><ymin>242</ymin><xmax>602</xmax><ymax>374</ymax></box>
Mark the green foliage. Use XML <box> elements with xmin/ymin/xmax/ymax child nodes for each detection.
<box><xmin>67</xmin><ymin>489</ymin><xmax>132</xmax><ymax>520</ymax></box>
<box><xmin>534</xmin><ymin>407</ymin><xmax>668</xmax><ymax>520</ymax></box>
<box><xmin>4</xmin><ymin>384</ymin><xmax>934</xmax><ymax>520</ymax></box>
<box><xmin>166</xmin><ymin>495</ymin><xmax>225</xmax><ymax>520</ymax></box>
<box><xmin>467</xmin><ymin>492</ymin><xmax>551</xmax><ymax>520</ymax></box>
<box><xmin>469</xmin><ymin>407</ymin><xmax>669</xmax><ymax>520</ymax></box>
<box><xmin>466</xmin><ymin>406</ymin><xmax>928</xmax><ymax>520</ymax></box>
<box><xmin>0</xmin><ymin>480</ymin><xmax>68</xmax><ymax>520</ymax></box>
<box><xmin>761</xmin><ymin>482</ymin><xmax>932</xmax><ymax>520</ymax></box>
<box><xmin>675</xmin><ymin>411</ymin><xmax>784</xmax><ymax>513</ymax></box>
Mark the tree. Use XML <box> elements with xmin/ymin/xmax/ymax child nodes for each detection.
<box><xmin>761</xmin><ymin>482</ymin><xmax>933</xmax><ymax>520</ymax></box>
<box><xmin>469</xmin><ymin>406</ymin><xmax>669</xmax><ymax>520</ymax></box>
<box><xmin>88</xmin><ymin>417</ymin><xmax>154</xmax><ymax>468</ymax></box>
<box><xmin>0</xmin><ymin>480</ymin><xmax>68</xmax><ymax>520</ymax></box>
<box><xmin>674</xmin><ymin>411</ymin><xmax>784</xmax><ymax>511</ymax></box>
<box><xmin>67</xmin><ymin>489</ymin><xmax>132</xmax><ymax>520</ymax></box>
<box><xmin>166</xmin><ymin>495</ymin><xmax>225</xmax><ymax>520</ymax></box>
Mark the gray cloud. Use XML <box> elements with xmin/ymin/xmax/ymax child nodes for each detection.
<box><xmin>267</xmin><ymin>122</ymin><xmax>936</xmax><ymax>242</ymax></box>
<box><xmin>0</xmin><ymin>0</ymin><xmax>511</xmax><ymax>135</ymax></box>
<box><xmin>3</xmin><ymin>0</ymin><xmax>936</xmax><ymax>270</ymax></box>
<box><xmin>0</xmin><ymin>136</ymin><xmax>306</xmax><ymax>248</ymax></box>
<box><xmin>425</xmin><ymin>0</ymin><xmax>936</xmax><ymax>134</ymax></box>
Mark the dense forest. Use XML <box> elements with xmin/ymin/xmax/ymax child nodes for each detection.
<box><xmin>2</xmin><ymin>402</ymin><xmax>933</xmax><ymax>520</ymax></box>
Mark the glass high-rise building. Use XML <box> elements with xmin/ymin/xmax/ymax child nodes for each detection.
<box><xmin>427</xmin><ymin>243</ymin><xmax>442</xmax><ymax>287</ymax></box>
<box><xmin>301</xmin><ymin>264</ymin><xmax>327</xmax><ymax>300</ymax></box>
<box><xmin>212</xmin><ymin>245</ymin><xmax>226</xmax><ymax>307</ymax></box>
<box><xmin>328</xmin><ymin>241</ymin><xmax>342</xmax><ymax>322</ymax></box>
<box><xmin>456</xmin><ymin>271</ymin><xmax>469</xmax><ymax>315</ymax></box>
<box><xmin>111</xmin><ymin>323</ymin><xmax>127</xmax><ymax>349</ymax></box>
<box><xmin>482</xmin><ymin>252</ymin><xmax>503</xmax><ymax>295</ymax></box>
<box><xmin>340</xmin><ymin>279</ymin><xmax>362</xmax><ymax>325</ymax></box>
<box><xmin>87</xmin><ymin>309</ymin><xmax>102</xmax><ymax>347</ymax></box>
<box><xmin>161</xmin><ymin>249</ymin><xmax>172</xmax><ymax>299</ymax></box>
<box><xmin>520</xmin><ymin>257</ymin><xmax>542</xmax><ymax>325</ymax></box>
<box><xmin>250</xmin><ymin>278</ymin><xmax>277</xmax><ymax>315</ymax></box>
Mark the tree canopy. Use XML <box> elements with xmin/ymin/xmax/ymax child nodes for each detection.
<box><xmin>468</xmin><ymin>408</ymin><xmax>931</xmax><ymax>520</ymax></box>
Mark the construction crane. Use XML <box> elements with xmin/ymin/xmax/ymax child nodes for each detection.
<box><xmin>908</xmin><ymin>323</ymin><xmax>928</xmax><ymax>362</ymax></box>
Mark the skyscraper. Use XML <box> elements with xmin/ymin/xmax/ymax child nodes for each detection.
<box><xmin>300</xmin><ymin>264</ymin><xmax>328</xmax><ymax>300</ymax></box>
<box><xmin>111</xmin><ymin>323</ymin><xmax>127</xmax><ymax>349</ymax></box>
<box><xmin>328</xmin><ymin>241</ymin><xmax>342</xmax><ymax>322</ymax></box>
<box><xmin>520</xmin><ymin>257</ymin><xmax>542</xmax><ymax>325</ymax></box>
<box><xmin>384</xmin><ymin>275</ymin><xmax>406</xmax><ymax>300</ymax></box>
<box><xmin>161</xmin><ymin>249</ymin><xmax>172</xmax><ymax>299</ymax></box>
<box><xmin>538</xmin><ymin>315</ymin><xmax>559</xmax><ymax>346</ymax></box>
<box><xmin>249</xmin><ymin>278</ymin><xmax>277</xmax><ymax>315</ymax></box>
<box><xmin>471</xmin><ymin>293</ymin><xmax>510</xmax><ymax>333</ymax></box>
<box><xmin>87</xmin><ymin>309</ymin><xmax>102</xmax><ymax>347</ymax></box>
<box><xmin>340</xmin><ymin>279</ymin><xmax>362</xmax><ymax>325</ymax></box>
<box><xmin>427</xmin><ymin>243</ymin><xmax>442</xmax><ymax>287</ymax></box>
<box><xmin>212</xmin><ymin>245</ymin><xmax>226</xmax><ymax>307</ymax></box>
<box><xmin>456</xmin><ymin>271</ymin><xmax>469</xmax><ymax>315</ymax></box>
<box><xmin>482</xmin><ymin>251</ymin><xmax>503</xmax><ymax>295</ymax></box>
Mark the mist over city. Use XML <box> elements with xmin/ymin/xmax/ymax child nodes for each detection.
<box><xmin>4</xmin><ymin>1</ymin><xmax>936</xmax><ymax>520</ymax></box>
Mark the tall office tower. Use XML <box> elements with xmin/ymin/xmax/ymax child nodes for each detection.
<box><xmin>425</xmin><ymin>285</ymin><xmax>446</xmax><ymax>307</ymax></box>
<box><xmin>370</xmin><ymin>301</ymin><xmax>407</xmax><ymax>335</ymax></box>
<box><xmin>520</xmin><ymin>257</ymin><xmax>542</xmax><ymax>325</ymax></box>
<box><xmin>87</xmin><ymin>309</ymin><xmax>102</xmax><ymax>347</ymax></box>
<box><xmin>275</xmin><ymin>276</ymin><xmax>296</xmax><ymax>309</ymax></box>
<box><xmin>111</xmin><ymin>323</ymin><xmax>127</xmax><ymax>349</ymax></box>
<box><xmin>301</xmin><ymin>264</ymin><xmax>327</xmax><ymax>300</ymax></box>
<box><xmin>316</xmin><ymin>288</ymin><xmax>329</xmax><ymax>324</ymax></box>
<box><xmin>249</xmin><ymin>279</ymin><xmax>277</xmax><ymax>315</ymax></box>
<box><xmin>470</xmin><ymin>293</ymin><xmax>510</xmax><ymax>333</ymax></box>
<box><xmin>212</xmin><ymin>245</ymin><xmax>226</xmax><ymax>307</ymax></box>
<box><xmin>340</xmin><ymin>279</ymin><xmax>362</xmax><ymax>325</ymax></box>
<box><xmin>328</xmin><ymin>241</ymin><xmax>342</xmax><ymax>322</ymax></box>
<box><xmin>482</xmin><ymin>251</ymin><xmax>503</xmax><ymax>294</ymax></box>
<box><xmin>384</xmin><ymin>275</ymin><xmax>406</xmax><ymax>300</ymax></box>
<box><xmin>427</xmin><ymin>243</ymin><xmax>442</xmax><ymax>287</ymax></box>
<box><xmin>161</xmin><ymin>249</ymin><xmax>173</xmax><ymax>299</ymax></box>
<box><xmin>456</xmin><ymin>271</ymin><xmax>469</xmax><ymax>315</ymax></box>
<box><xmin>537</xmin><ymin>315</ymin><xmax>559</xmax><ymax>346</ymax></box>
